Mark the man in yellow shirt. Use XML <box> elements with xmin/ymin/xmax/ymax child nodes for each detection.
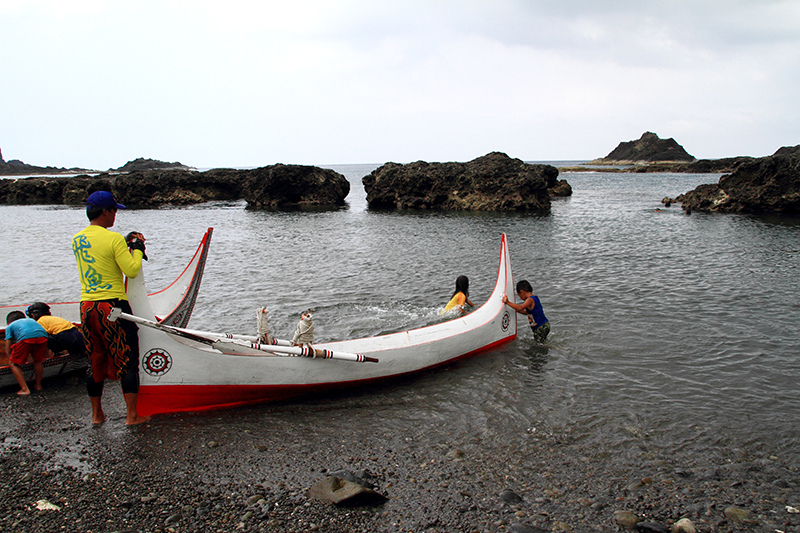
<box><xmin>72</xmin><ymin>191</ymin><xmax>149</xmax><ymax>425</ymax></box>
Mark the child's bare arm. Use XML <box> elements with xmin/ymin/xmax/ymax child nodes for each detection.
<box><xmin>502</xmin><ymin>296</ymin><xmax>527</xmax><ymax>313</ymax></box>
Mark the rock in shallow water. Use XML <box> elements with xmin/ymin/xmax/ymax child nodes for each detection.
<box><xmin>362</xmin><ymin>152</ymin><xmax>566</xmax><ymax>211</ymax></box>
<box><xmin>676</xmin><ymin>145</ymin><xmax>800</xmax><ymax>214</ymax></box>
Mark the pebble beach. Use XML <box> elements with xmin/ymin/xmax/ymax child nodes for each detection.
<box><xmin>2</xmin><ymin>376</ymin><xmax>798</xmax><ymax>533</ymax></box>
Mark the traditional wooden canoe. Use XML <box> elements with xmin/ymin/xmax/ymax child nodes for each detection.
<box><xmin>129</xmin><ymin>233</ymin><xmax>517</xmax><ymax>416</ymax></box>
<box><xmin>0</xmin><ymin>228</ymin><xmax>213</xmax><ymax>389</ymax></box>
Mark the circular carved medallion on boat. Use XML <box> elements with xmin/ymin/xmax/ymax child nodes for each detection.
<box><xmin>143</xmin><ymin>349</ymin><xmax>172</xmax><ymax>376</ymax></box>
<box><xmin>501</xmin><ymin>311</ymin><xmax>511</xmax><ymax>332</ymax></box>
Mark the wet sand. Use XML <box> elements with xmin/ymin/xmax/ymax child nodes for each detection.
<box><xmin>2</xmin><ymin>377</ymin><xmax>798</xmax><ymax>533</ymax></box>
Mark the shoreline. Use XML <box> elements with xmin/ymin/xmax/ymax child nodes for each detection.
<box><xmin>2</xmin><ymin>378</ymin><xmax>797</xmax><ymax>533</ymax></box>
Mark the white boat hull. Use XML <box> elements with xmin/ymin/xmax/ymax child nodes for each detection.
<box><xmin>131</xmin><ymin>233</ymin><xmax>517</xmax><ymax>415</ymax></box>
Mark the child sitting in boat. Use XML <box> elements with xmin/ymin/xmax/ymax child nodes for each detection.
<box><xmin>26</xmin><ymin>302</ymin><xmax>86</xmax><ymax>357</ymax></box>
<box><xmin>291</xmin><ymin>310</ymin><xmax>314</xmax><ymax>347</ymax></box>
<box><xmin>441</xmin><ymin>275</ymin><xmax>475</xmax><ymax>315</ymax></box>
<box><xmin>5</xmin><ymin>311</ymin><xmax>48</xmax><ymax>395</ymax></box>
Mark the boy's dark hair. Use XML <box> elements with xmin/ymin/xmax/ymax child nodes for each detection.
<box><xmin>516</xmin><ymin>280</ymin><xmax>533</xmax><ymax>293</ymax></box>
<box><xmin>86</xmin><ymin>205</ymin><xmax>105</xmax><ymax>221</ymax></box>
<box><xmin>6</xmin><ymin>310</ymin><xmax>25</xmax><ymax>324</ymax></box>
<box><xmin>26</xmin><ymin>302</ymin><xmax>51</xmax><ymax>319</ymax></box>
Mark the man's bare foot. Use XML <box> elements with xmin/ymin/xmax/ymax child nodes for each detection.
<box><xmin>92</xmin><ymin>412</ymin><xmax>106</xmax><ymax>425</ymax></box>
<box><xmin>125</xmin><ymin>415</ymin><xmax>151</xmax><ymax>426</ymax></box>
<box><xmin>16</xmin><ymin>389</ymin><xmax>31</xmax><ymax>396</ymax></box>
<box><xmin>34</xmin><ymin>385</ymin><xmax>43</xmax><ymax>392</ymax></box>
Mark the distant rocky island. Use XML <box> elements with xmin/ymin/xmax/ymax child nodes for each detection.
<box><xmin>0</xmin><ymin>148</ymin><xmax>94</xmax><ymax>176</ymax></box>
<box><xmin>112</xmin><ymin>157</ymin><xmax>192</xmax><ymax>172</ymax></box>
<box><xmin>560</xmin><ymin>132</ymin><xmax>755</xmax><ymax>174</ymax></box>
<box><xmin>597</xmin><ymin>131</ymin><xmax>696</xmax><ymax>163</ymax></box>
<box><xmin>0</xmin><ymin>151</ymin><xmax>192</xmax><ymax>176</ymax></box>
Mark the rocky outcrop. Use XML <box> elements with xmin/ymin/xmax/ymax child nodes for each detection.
<box><xmin>241</xmin><ymin>164</ymin><xmax>351</xmax><ymax>208</ymax></box>
<box><xmin>676</xmin><ymin>146</ymin><xmax>800</xmax><ymax>214</ymax></box>
<box><xmin>599</xmin><ymin>132</ymin><xmax>695</xmax><ymax>162</ymax></box>
<box><xmin>112</xmin><ymin>158</ymin><xmax>192</xmax><ymax>172</ymax></box>
<box><xmin>0</xmin><ymin>164</ymin><xmax>350</xmax><ymax>209</ymax></box>
<box><xmin>362</xmin><ymin>152</ymin><xmax>569</xmax><ymax>211</ymax></box>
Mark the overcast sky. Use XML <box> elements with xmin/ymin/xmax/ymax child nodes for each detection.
<box><xmin>1</xmin><ymin>0</ymin><xmax>798</xmax><ymax>170</ymax></box>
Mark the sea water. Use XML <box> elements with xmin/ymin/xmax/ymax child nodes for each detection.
<box><xmin>1</xmin><ymin>165</ymin><xmax>799</xmax><ymax>473</ymax></box>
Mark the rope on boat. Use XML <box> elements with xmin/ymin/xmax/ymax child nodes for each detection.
<box><xmin>256</xmin><ymin>306</ymin><xmax>270</xmax><ymax>344</ymax></box>
<box><xmin>291</xmin><ymin>310</ymin><xmax>314</xmax><ymax>346</ymax></box>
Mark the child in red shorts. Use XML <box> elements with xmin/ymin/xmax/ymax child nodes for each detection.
<box><xmin>5</xmin><ymin>311</ymin><xmax>48</xmax><ymax>395</ymax></box>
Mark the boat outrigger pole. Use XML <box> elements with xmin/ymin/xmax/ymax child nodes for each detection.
<box><xmin>107</xmin><ymin>308</ymin><xmax>378</xmax><ymax>363</ymax></box>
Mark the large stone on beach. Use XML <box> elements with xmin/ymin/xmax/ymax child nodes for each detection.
<box><xmin>612</xmin><ymin>509</ymin><xmax>641</xmax><ymax>530</ymax></box>
<box><xmin>676</xmin><ymin>145</ymin><xmax>800</xmax><ymax>214</ymax></box>
<box><xmin>362</xmin><ymin>152</ymin><xmax>565</xmax><ymax>211</ymax></box>
<box><xmin>306</xmin><ymin>475</ymin><xmax>388</xmax><ymax>507</ymax></box>
<box><xmin>601</xmin><ymin>132</ymin><xmax>695</xmax><ymax>162</ymax></box>
<box><xmin>670</xmin><ymin>518</ymin><xmax>696</xmax><ymax>533</ymax></box>
<box><xmin>723</xmin><ymin>506</ymin><xmax>756</xmax><ymax>524</ymax></box>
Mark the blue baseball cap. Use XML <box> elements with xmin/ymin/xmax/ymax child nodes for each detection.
<box><xmin>86</xmin><ymin>190</ymin><xmax>126</xmax><ymax>210</ymax></box>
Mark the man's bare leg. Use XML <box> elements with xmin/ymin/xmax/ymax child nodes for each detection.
<box><xmin>123</xmin><ymin>392</ymin><xmax>150</xmax><ymax>425</ymax></box>
<box><xmin>90</xmin><ymin>396</ymin><xmax>106</xmax><ymax>424</ymax></box>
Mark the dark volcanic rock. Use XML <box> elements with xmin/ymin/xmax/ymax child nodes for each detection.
<box><xmin>242</xmin><ymin>164</ymin><xmax>351</xmax><ymax>209</ymax></box>
<box><xmin>0</xmin><ymin>165</ymin><xmax>350</xmax><ymax>209</ymax></box>
<box><xmin>676</xmin><ymin>145</ymin><xmax>800</xmax><ymax>214</ymax></box>
<box><xmin>602</xmin><ymin>132</ymin><xmax>695</xmax><ymax>162</ymax></box>
<box><xmin>110</xmin><ymin>169</ymin><xmax>244</xmax><ymax>206</ymax></box>
<box><xmin>112</xmin><ymin>157</ymin><xmax>191</xmax><ymax>172</ymax></box>
<box><xmin>362</xmin><ymin>152</ymin><xmax>567</xmax><ymax>211</ymax></box>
